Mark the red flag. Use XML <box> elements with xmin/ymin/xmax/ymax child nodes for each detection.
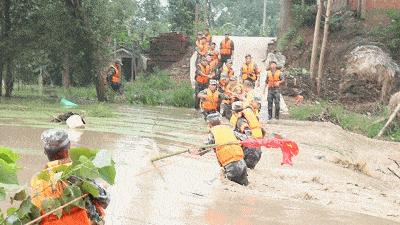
<box><xmin>240</xmin><ymin>137</ymin><xmax>299</xmax><ymax>165</ymax></box>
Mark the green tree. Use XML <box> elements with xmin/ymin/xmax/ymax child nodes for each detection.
<box><xmin>168</xmin><ymin>0</ymin><xmax>196</xmax><ymax>36</ymax></box>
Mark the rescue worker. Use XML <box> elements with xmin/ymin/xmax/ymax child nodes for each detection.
<box><xmin>218</xmin><ymin>76</ymin><xmax>230</xmax><ymax>116</ymax></box>
<box><xmin>264</xmin><ymin>61</ymin><xmax>285</xmax><ymax>120</ymax></box>
<box><xmin>196</xmin><ymin>36</ymin><xmax>209</xmax><ymax>61</ymax></box>
<box><xmin>242</xmin><ymin>80</ymin><xmax>256</xmax><ymax>108</ymax></box>
<box><xmin>195</xmin><ymin>32</ymin><xmax>203</xmax><ymax>48</ymax></box>
<box><xmin>197</xmin><ymin>80</ymin><xmax>224</xmax><ymax>119</ymax></box>
<box><xmin>240</xmin><ymin>54</ymin><xmax>260</xmax><ymax>86</ymax></box>
<box><xmin>204</xmin><ymin>28</ymin><xmax>212</xmax><ymax>44</ymax></box>
<box><xmin>250</xmin><ymin>97</ymin><xmax>262</xmax><ymax>119</ymax></box>
<box><xmin>195</xmin><ymin>57</ymin><xmax>214</xmax><ymax>109</ymax></box>
<box><xmin>207</xmin><ymin>54</ymin><xmax>218</xmax><ymax>76</ymax></box>
<box><xmin>219</xmin><ymin>33</ymin><xmax>234</xmax><ymax>67</ymax></box>
<box><xmin>221</xmin><ymin>59</ymin><xmax>234</xmax><ymax>79</ymax></box>
<box><xmin>107</xmin><ymin>59</ymin><xmax>123</xmax><ymax>95</ymax></box>
<box><xmin>204</xmin><ymin>113</ymin><xmax>248</xmax><ymax>185</ymax></box>
<box><xmin>31</xmin><ymin>129</ymin><xmax>109</xmax><ymax>225</ymax></box>
<box><xmin>230</xmin><ymin>101</ymin><xmax>263</xmax><ymax>169</ymax></box>
<box><xmin>208</xmin><ymin>42</ymin><xmax>220</xmax><ymax>68</ymax></box>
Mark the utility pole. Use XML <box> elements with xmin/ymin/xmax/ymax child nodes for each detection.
<box><xmin>316</xmin><ymin>0</ymin><xmax>333</xmax><ymax>96</ymax></box>
<box><xmin>262</xmin><ymin>0</ymin><xmax>267</xmax><ymax>35</ymax></box>
<box><xmin>310</xmin><ymin>0</ymin><xmax>322</xmax><ymax>81</ymax></box>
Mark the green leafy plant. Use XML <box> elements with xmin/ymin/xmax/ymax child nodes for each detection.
<box><xmin>0</xmin><ymin>147</ymin><xmax>116</xmax><ymax>224</ymax></box>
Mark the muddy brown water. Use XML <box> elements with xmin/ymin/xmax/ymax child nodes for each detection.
<box><xmin>1</xmin><ymin>105</ymin><xmax>399</xmax><ymax>225</ymax></box>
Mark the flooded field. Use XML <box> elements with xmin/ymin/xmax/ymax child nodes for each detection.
<box><xmin>1</xmin><ymin>105</ymin><xmax>399</xmax><ymax>225</ymax></box>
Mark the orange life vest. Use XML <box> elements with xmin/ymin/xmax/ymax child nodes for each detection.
<box><xmin>210</xmin><ymin>125</ymin><xmax>244</xmax><ymax>167</ymax></box>
<box><xmin>243</xmin><ymin>108</ymin><xmax>263</xmax><ymax>138</ymax></box>
<box><xmin>198</xmin><ymin>42</ymin><xmax>209</xmax><ymax>56</ymax></box>
<box><xmin>222</xmin><ymin>65</ymin><xmax>234</xmax><ymax>78</ymax></box>
<box><xmin>31</xmin><ymin>161</ymin><xmax>91</xmax><ymax>225</ymax></box>
<box><xmin>267</xmin><ymin>70</ymin><xmax>282</xmax><ymax>88</ymax></box>
<box><xmin>241</xmin><ymin>63</ymin><xmax>258</xmax><ymax>81</ymax></box>
<box><xmin>220</xmin><ymin>39</ymin><xmax>232</xmax><ymax>56</ymax></box>
<box><xmin>196</xmin><ymin>64</ymin><xmax>210</xmax><ymax>84</ymax></box>
<box><xmin>111</xmin><ymin>64</ymin><xmax>121</xmax><ymax>83</ymax></box>
<box><xmin>201</xmin><ymin>88</ymin><xmax>219</xmax><ymax>111</ymax></box>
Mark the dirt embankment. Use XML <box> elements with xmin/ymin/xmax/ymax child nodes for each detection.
<box><xmin>280</xmin><ymin>10</ymin><xmax>399</xmax><ymax>110</ymax></box>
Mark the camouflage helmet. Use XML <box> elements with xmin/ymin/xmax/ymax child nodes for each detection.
<box><xmin>41</xmin><ymin>129</ymin><xmax>70</xmax><ymax>150</ymax></box>
<box><xmin>206</xmin><ymin>112</ymin><xmax>222</xmax><ymax>123</ymax></box>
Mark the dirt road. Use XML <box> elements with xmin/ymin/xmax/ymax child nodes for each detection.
<box><xmin>2</xmin><ymin>106</ymin><xmax>400</xmax><ymax>224</ymax></box>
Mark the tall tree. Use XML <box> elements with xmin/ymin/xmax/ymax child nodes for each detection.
<box><xmin>317</xmin><ymin>0</ymin><xmax>333</xmax><ymax>96</ymax></box>
<box><xmin>310</xmin><ymin>0</ymin><xmax>322</xmax><ymax>81</ymax></box>
<box><xmin>278</xmin><ymin>0</ymin><xmax>292</xmax><ymax>38</ymax></box>
<box><xmin>168</xmin><ymin>0</ymin><xmax>196</xmax><ymax>36</ymax></box>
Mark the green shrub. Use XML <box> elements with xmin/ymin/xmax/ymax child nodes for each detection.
<box><xmin>294</xmin><ymin>36</ymin><xmax>305</xmax><ymax>48</ymax></box>
<box><xmin>277</xmin><ymin>27</ymin><xmax>297</xmax><ymax>51</ymax></box>
<box><xmin>329</xmin><ymin>14</ymin><xmax>344</xmax><ymax>32</ymax></box>
<box><xmin>382</xmin><ymin>10</ymin><xmax>400</xmax><ymax>59</ymax></box>
<box><xmin>125</xmin><ymin>70</ymin><xmax>194</xmax><ymax>108</ymax></box>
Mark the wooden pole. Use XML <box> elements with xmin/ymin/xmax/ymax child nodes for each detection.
<box><xmin>310</xmin><ymin>0</ymin><xmax>323</xmax><ymax>81</ymax></box>
<box><xmin>316</xmin><ymin>0</ymin><xmax>333</xmax><ymax>96</ymax></box>
<box><xmin>376</xmin><ymin>104</ymin><xmax>400</xmax><ymax>138</ymax></box>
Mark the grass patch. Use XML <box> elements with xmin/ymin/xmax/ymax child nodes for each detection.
<box><xmin>124</xmin><ymin>70</ymin><xmax>194</xmax><ymax>108</ymax></box>
<box><xmin>290</xmin><ymin>102</ymin><xmax>400</xmax><ymax>141</ymax></box>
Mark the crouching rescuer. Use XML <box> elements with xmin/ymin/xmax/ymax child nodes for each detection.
<box><xmin>31</xmin><ymin>129</ymin><xmax>109</xmax><ymax>225</ymax></box>
<box><xmin>205</xmin><ymin>113</ymin><xmax>249</xmax><ymax>186</ymax></box>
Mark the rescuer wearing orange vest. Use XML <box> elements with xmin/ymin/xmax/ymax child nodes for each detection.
<box><xmin>241</xmin><ymin>54</ymin><xmax>260</xmax><ymax>85</ymax></box>
<box><xmin>107</xmin><ymin>59</ymin><xmax>123</xmax><ymax>95</ymax></box>
<box><xmin>204</xmin><ymin>112</ymin><xmax>248</xmax><ymax>186</ymax></box>
<box><xmin>264</xmin><ymin>61</ymin><xmax>285</xmax><ymax>120</ymax></box>
<box><xmin>221</xmin><ymin>59</ymin><xmax>234</xmax><ymax>78</ymax></box>
<box><xmin>219</xmin><ymin>32</ymin><xmax>234</xmax><ymax>67</ymax></box>
<box><xmin>230</xmin><ymin>101</ymin><xmax>263</xmax><ymax>169</ymax></box>
<box><xmin>204</xmin><ymin>28</ymin><xmax>212</xmax><ymax>44</ymax></box>
<box><xmin>208</xmin><ymin>42</ymin><xmax>220</xmax><ymax>68</ymax></box>
<box><xmin>197</xmin><ymin>79</ymin><xmax>224</xmax><ymax>119</ymax></box>
<box><xmin>196</xmin><ymin>36</ymin><xmax>209</xmax><ymax>62</ymax></box>
<box><xmin>195</xmin><ymin>58</ymin><xmax>215</xmax><ymax>109</ymax></box>
<box><xmin>31</xmin><ymin>129</ymin><xmax>109</xmax><ymax>225</ymax></box>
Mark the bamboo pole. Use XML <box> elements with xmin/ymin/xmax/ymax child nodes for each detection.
<box><xmin>150</xmin><ymin>141</ymin><xmax>240</xmax><ymax>162</ymax></box>
<box><xmin>376</xmin><ymin>104</ymin><xmax>400</xmax><ymax>138</ymax></box>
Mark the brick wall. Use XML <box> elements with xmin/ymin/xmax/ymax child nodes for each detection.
<box><xmin>347</xmin><ymin>0</ymin><xmax>400</xmax><ymax>10</ymax></box>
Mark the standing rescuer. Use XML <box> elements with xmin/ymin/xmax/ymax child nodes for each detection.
<box><xmin>241</xmin><ymin>54</ymin><xmax>260</xmax><ymax>86</ymax></box>
<box><xmin>204</xmin><ymin>113</ymin><xmax>248</xmax><ymax>186</ymax></box>
<box><xmin>220</xmin><ymin>32</ymin><xmax>234</xmax><ymax>67</ymax></box>
<box><xmin>31</xmin><ymin>129</ymin><xmax>109</xmax><ymax>225</ymax></box>
<box><xmin>195</xmin><ymin>57</ymin><xmax>214</xmax><ymax>109</ymax></box>
<box><xmin>107</xmin><ymin>59</ymin><xmax>123</xmax><ymax>95</ymax></box>
<box><xmin>264</xmin><ymin>61</ymin><xmax>285</xmax><ymax>120</ymax></box>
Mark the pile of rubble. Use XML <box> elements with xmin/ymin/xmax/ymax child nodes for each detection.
<box><xmin>147</xmin><ymin>32</ymin><xmax>189</xmax><ymax>71</ymax></box>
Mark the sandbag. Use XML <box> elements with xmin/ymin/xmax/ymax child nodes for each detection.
<box><xmin>66</xmin><ymin>115</ymin><xmax>86</xmax><ymax>129</ymax></box>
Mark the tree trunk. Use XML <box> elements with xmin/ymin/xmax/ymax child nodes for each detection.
<box><xmin>95</xmin><ymin>70</ymin><xmax>107</xmax><ymax>102</ymax></box>
<box><xmin>194</xmin><ymin>0</ymin><xmax>200</xmax><ymax>28</ymax></box>
<box><xmin>278</xmin><ymin>0</ymin><xmax>292</xmax><ymax>38</ymax></box>
<box><xmin>302</xmin><ymin>0</ymin><xmax>305</xmax><ymax>6</ymax></box>
<box><xmin>316</xmin><ymin>0</ymin><xmax>333</xmax><ymax>96</ymax></box>
<box><xmin>5</xmin><ymin>62</ymin><xmax>13</xmax><ymax>97</ymax></box>
<box><xmin>4</xmin><ymin>0</ymin><xmax>12</xmax><ymax>97</ymax></box>
<box><xmin>0</xmin><ymin>63</ymin><xmax>3</xmax><ymax>96</ymax></box>
<box><xmin>310</xmin><ymin>0</ymin><xmax>323</xmax><ymax>81</ymax></box>
<box><xmin>262</xmin><ymin>0</ymin><xmax>267</xmax><ymax>35</ymax></box>
<box><xmin>62</xmin><ymin>55</ymin><xmax>71</xmax><ymax>88</ymax></box>
<box><xmin>357</xmin><ymin>0</ymin><xmax>362</xmax><ymax>18</ymax></box>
